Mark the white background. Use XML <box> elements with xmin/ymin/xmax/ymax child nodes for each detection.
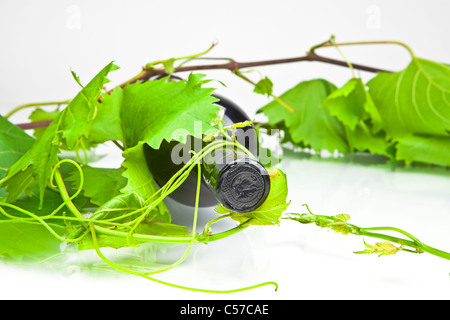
<box><xmin>1</xmin><ymin>0</ymin><xmax>450</xmax><ymax>300</ymax></box>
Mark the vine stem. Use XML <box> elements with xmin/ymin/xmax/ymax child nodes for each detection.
<box><xmin>286</xmin><ymin>205</ymin><xmax>450</xmax><ymax>261</ymax></box>
<box><xmin>12</xmin><ymin>38</ymin><xmax>404</xmax><ymax>130</ymax></box>
<box><xmin>112</xmin><ymin>45</ymin><xmax>394</xmax><ymax>91</ymax></box>
<box><xmin>5</xmin><ymin>100</ymin><xmax>70</xmax><ymax>119</ymax></box>
<box><xmin>360</xmin><ymin>227</ymin><xmax>450</xmax><ymax>260</ymax></box>
<box><xmin>311</xmin><ymin>40</ymin><xmax>416</xmax><ymax>59</ymax></box>
<box><xmin>52</xmin><ymin>174</ymin><xmax>84</xmax><ymax>221</ymax></box>
<box><xmin>92</xmin><ymin>223</ymin><xmax>249</xmax><ymax>244</ymax></box>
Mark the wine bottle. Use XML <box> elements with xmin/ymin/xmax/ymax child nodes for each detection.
<box><xmin>144</xmin><ymin>94</ymin><xmax>270</xmax><ymax>213</ymax></box>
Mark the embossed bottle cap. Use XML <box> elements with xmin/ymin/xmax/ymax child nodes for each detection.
<box><xmin>216</xmin><ymin>158</ymin><xmax>271</xmax><ymax>213</ymax></box>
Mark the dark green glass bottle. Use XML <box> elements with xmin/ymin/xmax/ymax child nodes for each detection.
<box><xmin>144</xmin><ymin>94</ymin><xmax>270</xmax><ymax>213</ymax></box>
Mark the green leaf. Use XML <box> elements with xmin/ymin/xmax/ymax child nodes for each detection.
<box><xmin>121</xmin><ymin>143</ymin><xmax>160</xmax><ymax>199</ymax></box>
<box><xmin>216</xmin><ymin>167</ymin><xmax>290</xmax><ymax>226</ymax></box>
<box><xmin>61</xmin><ymin>62</ymin><xmax>119</xmax><ymax>149</ymax></box>
<box><xmin>82</xmin><ymin>143</ymin><xmax>171</xmax><ymax>225</ymax></box>
<box><xmin>0</xmin><ymin>115</ymin><xmax>35</xmax><ymax>199</ymax></box>
<box><xmin>333</xmin><ymin>214</ymin><xmax>351</xmax><ymax>222</ymax></box>
<box><xmin>92</xmin><ymin>73</ymin><xmax>220</xmax><ymax>149</ymax></box>
<box><xmin>329</xmin><ymin>222</ymin><xmax>352</xmax><ymax>235</ymax></box>
<box><xmin>1</xmin><ymin>62</ymin><xmax>119</xmax><ymax>205</ymax></box>
<box><xmin>70</xmin><ymin>69</ymin><xmax>84</xmax><ymax>88</ymax></box>
<box><xmin>28</xmin><ymin>107</ymin><xmax>61</xmax><ymax>139</ymax></box>
<box><xmin>93</xmin><ymin>192</ymin><xmax>146</xmax><ymax>223</ymax></box>
<box><xmin>0</xmin><ymin>190</ymin><xmax>87</xmax><ymax>235</ymax></box>
<box><xmin>258</xmin><ymin>79</ymin><xmax>349</xmax><ymax>153</ymax></box>
<box><xmin>322</xmin><ymin>77</ymin><xmax>391</xmax><ymax>156</ymax></box>
<box><xmin>89</xmin><ymin>87</ymin><xmax>124</xmax><ymax>144</ymax></box>
<box><xmin>121</xmin><ymin>143</ymin><xmax>170</xmax><ymax>222</ymax></box>
<box><xmin>0</xmin><ymin>221</ymin><xmax>65</xmax><ymax>261</ymax></box>
<box><xmin>395</xmin><ymin>135</ymin><xmax>450</xmax><ymax>166</ymax></box>
<box><xmin>345</xmin><ymin>121</ymin><xmax>392</xmax><ymax>157</ymax></box>
<box><xmin>1</xmin><ymin>167</ymin><xmax>35</xmax><ymax>202</ymax></box>
<box><xmin>2</xmin><ymin>115</ymin><xmax>63</xmax><ymax>205</ymax></box>
<box><xmin>253</xmin><ymin>76</ymin><xmax>274</xmax><ymax>96</ymax></box>
<box><xmin>162</xmin><ymin>58</ymin><xmax>176</xmax><ymax>74</ymax></box>
<box><xmin>354</xmin><ymin>240</ymin><xmax>401</xmax><ymax>257</ymax></box>
<box><xmin>367</xmin><ymin>58</ymin><xmax>450</xmax><ymax>138</ymax></box>
<box><xmin>67</xmin><ymin>166</ymin><xmax>127</xmax><ymax>207</ymax></box>
<box><xmin>2</xmin><ymin>189</ymin><xmax>66</xmax><ymax>220</ymax></box>
<box><xmin>324</xmin><ymin>78</ymin><xmax>382</xmax><ymax>131</ymax></box>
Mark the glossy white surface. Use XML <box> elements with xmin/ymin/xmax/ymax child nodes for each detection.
<box><xmin>1</xmin><ymin>143</ymin><xmax>450</xmax><ymax>300</ymax></box>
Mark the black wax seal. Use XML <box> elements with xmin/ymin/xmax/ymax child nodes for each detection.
<box><xmin>216</xmin><ymin>158</ymin><xmax>271</xmax><ymax>213</ymax></box>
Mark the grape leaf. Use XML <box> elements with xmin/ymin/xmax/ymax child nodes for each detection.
<box><xmin>28</xmin><ymin>107</ymin><xmax>61</xmax><ymax>139</ymax></box>
<box><xmin>93</xmin><ymin>192</ymin><xmax>146</xmax><ymax>223</ymax></box>
<box><xmin>162</xmin><ymin>58</ymin><xmax>176</xmax><ymax>74</ymax></box>
<box><xmin>29</xmin><ymin>107</ymin><xmax>98</xmax><ymax>152</ymax></box>
<box><xmin>254</xmin><ymin>76</ymin><xmax>274</xmax><ymax>96</ymax></box>
<box><xmin>0</xmin><ymin>187</ymin><xmax>71</xmax><ymax>261</ymax></box>
<box><xmin>0</xmin><ymin>221</ymin><xmax>65</xmax><ymax>261</ymax></box>
<box><xmin>394</xmin><ymin>135</ymin><xmax>450</xmax><ymax>166</ymax></box>
<box><xmin>89</xmin><ymin>87</ymin><xmax>124</xmax><ymax>144</ymax></box>
<box><xmin>322</xmin><ymin>77</ymin><xmax>391</xmax><ymax>156</ymax></box>
<box><xmin>81</xmin><ymin>192</ymin><xmax>188</xmax><ymax>251</ymax></box>
<box><xmin>121</xmin><ymin>142</ymin><xmax>170</xmax><ymax>222</ymax></box>
<box><xmin>61</xmin><ymin>61</ymin><xmax>119</xmax><ymax>149</ymax></box>
<box><xmin>354</xmin><ymin>240</ymin><xmax>401</xmax><ymax>257</ymax></box>
<box><xmin>0</xmin><ymin>115</ymin><xmax>35</xmax><ymax>199</ymax></box>
<box><xmin>121</xmin><ymin>143</ymin><xmax>162</xmax><ymax>200</ymax></box>
<box><xmin>70</xmin><ymin>69</ymin><xmax>84</xmax><ymax>88</ymax></box>
<box><xmin>329</xmin><ymin>222</ymin><xmax>352</xmax><ymax>235</ymax></box>
<box><xmin>258</xmin><ymin>79</ymin><xmax>349</xmax><ymax>153</ymax></box>
<box><xmin>1</xmin><ymin>62</ymin><xmax>118</xmax><ymax>205</ymax></box>
<box><xmin>323</xmin><ymin>77</ymin><xmax>382</xmax><ymax>131</ymax></box>
<box><xmin>91</xmin><ymin>73</ymin><xmax>221</xmax><ymax>150</ymax></box>
<box><xmin>67</xmin><ymin>166</ymin><xmax>127</xmax><ymax>207</ymax></box>
<box><xmin>2</xmin><ymin>115</ymin><xmax>63</xmax><ymax>205</ymax></box>
<box><xmin>346</xmin><ymin>121</ymin><xmax>392</xmax><ymax>157</ymax></box>
<box><xmin>67</xmin><ymin>143</ymin><xmax>171</xmax><ymax>222</ymax></box>
<box><xmin>216</xmin><ymin>167</ymin><xmax>289</xmax><ymax>226</ymax></box>
<box><xmin>367</xmin><ymin>57</ymin><xmax>450</xmax><ymax>138</ymax></box>
<box><xmin>333</xmin><ymin>213</ymin><xmax>351</xmax><ymax>222</ymax></box>
<box><xmin>1</xmin><ymin>187</ymin><xmax>87</xmax><ymax>226</ymax></box>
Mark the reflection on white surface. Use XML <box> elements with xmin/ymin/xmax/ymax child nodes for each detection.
<box><xmin>1</xmin><ymin>145</ymin><xmax>450</xmax><ymax>300</ymax></box>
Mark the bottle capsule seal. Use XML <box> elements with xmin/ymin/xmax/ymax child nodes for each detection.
<box><xmin>216</xmin><ymin>158</ymin><xmax>271</xmax><ymax>213</ymax></box>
